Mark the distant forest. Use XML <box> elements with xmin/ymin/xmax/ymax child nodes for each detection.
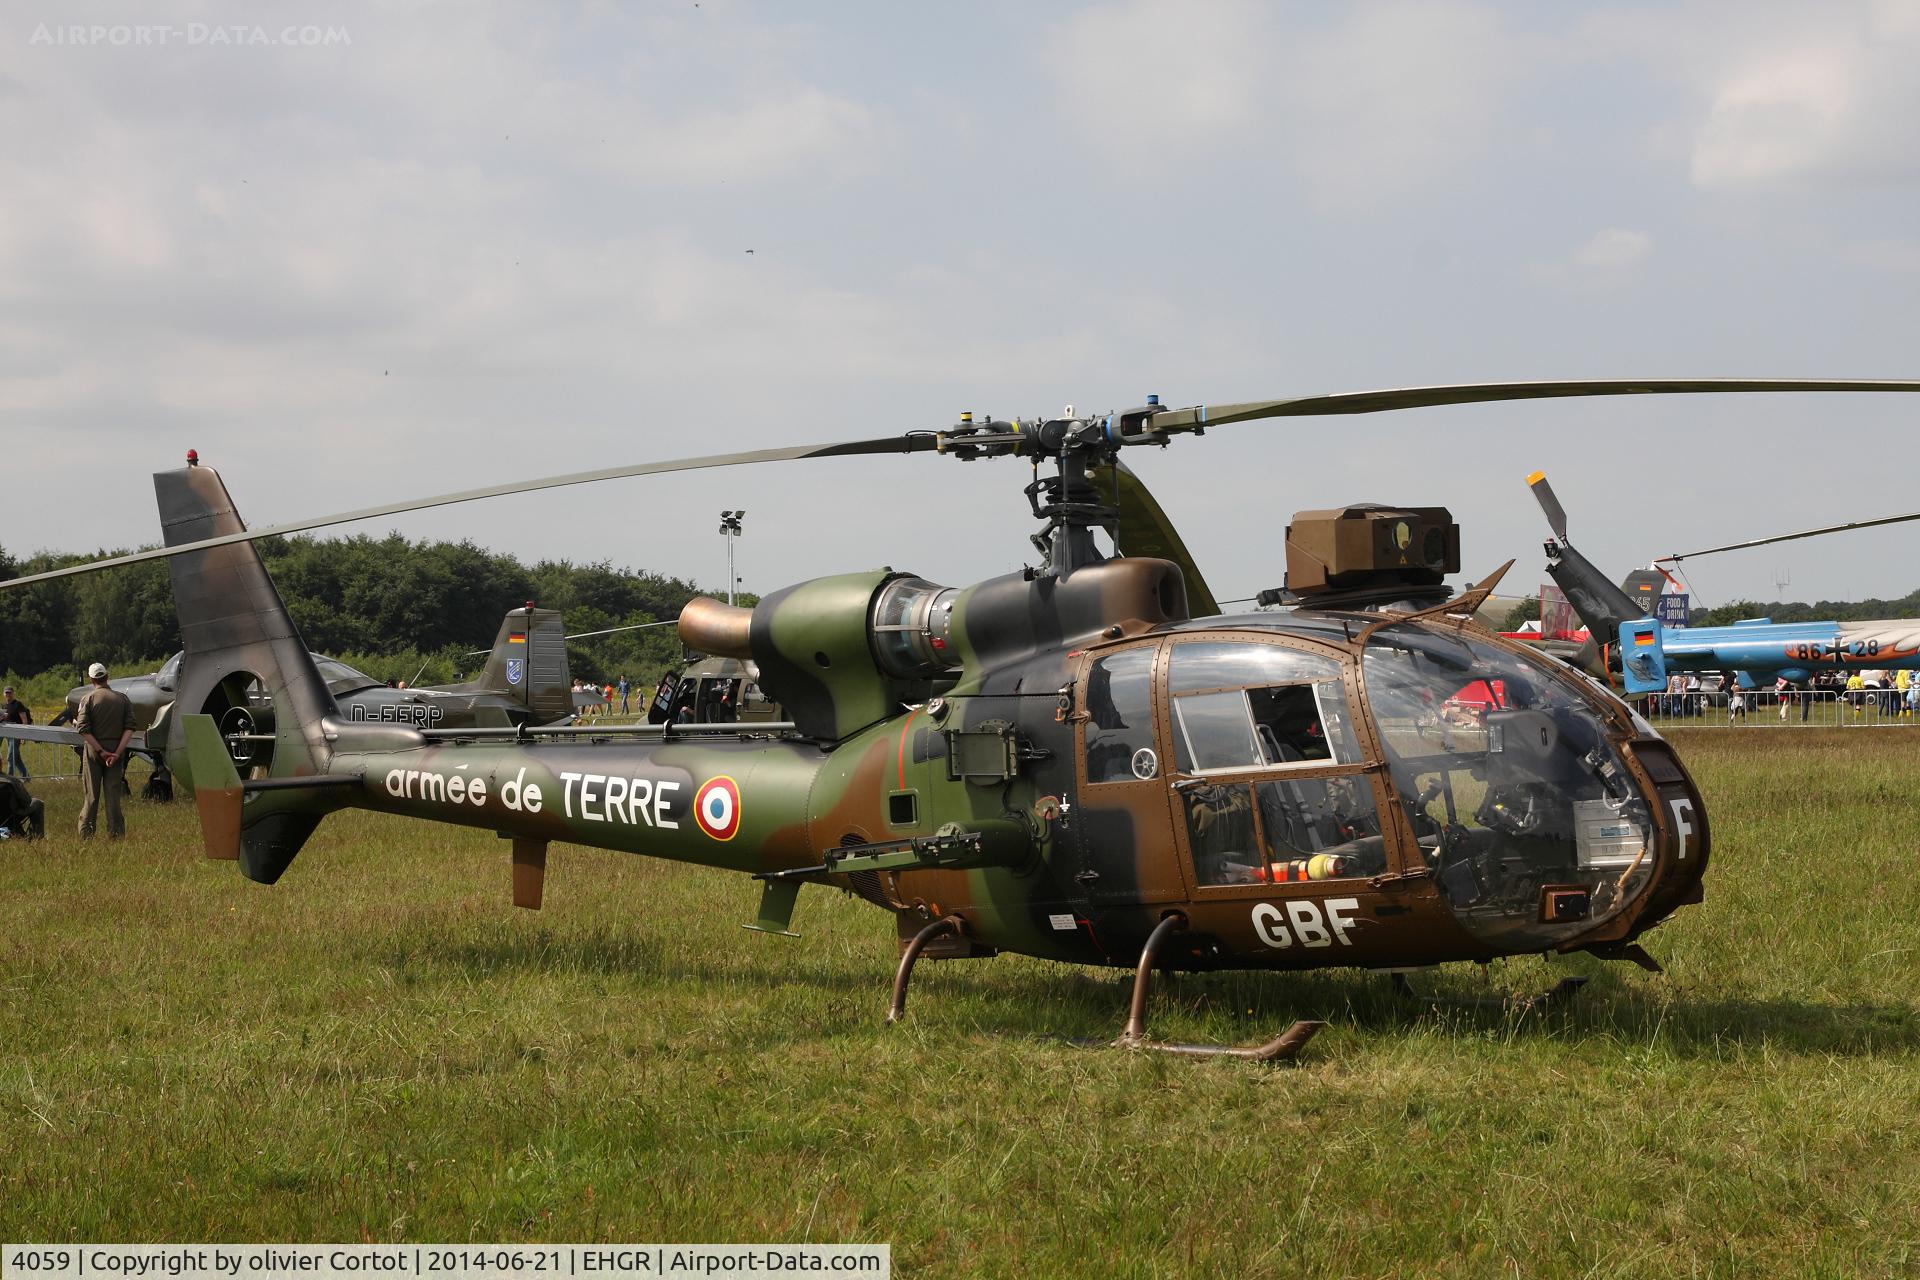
<box><xmin>0</xmin><ymin>533</ymin><xmax>731</xmax><ymax>697</ymax></box>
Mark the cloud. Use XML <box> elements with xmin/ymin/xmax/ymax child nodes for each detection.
<box><xmin>1529</xmin><ymin>228</ymin><xmax>1653</xmax><ymax>290</ymax></box>
<box><xmin>1692</xmin><ymin>39</ymin><xmax>1920</xmax><ymax>188</ymax></box>
<box><xmin>1049</xmin><ymin>0</ymin><xmax>1520</xmax><ymax>207</ymax></box>
<box><xmin>1571</xmin><ymin>228</ymin><xmax>1653</xmax><ymax>271</ymax></box>
<box><xmin>1049</xmin><ymin>0</ymin><xmax>1262</xmax><ymax>149</ymax></box>
<box><xmin>1841</xmin><ymin>238</ymin><xmax>1920</xmax><ymax>274</ymax></box>
<box><xmin>1584</xmin><ymin>1</ymin><xmax>1920</xmax><ymax>189</ymax></box>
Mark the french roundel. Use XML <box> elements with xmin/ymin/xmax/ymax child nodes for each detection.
<box><xmin>694</xmin><ymin>776</ymin><xmax>742</xmax><ymax>841</ymax></box>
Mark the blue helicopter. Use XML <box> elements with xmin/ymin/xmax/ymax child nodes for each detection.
<box><xmin>1527</xmin><ymin>472</ymin><xmax>1920</xmax><ymax>695</ymax></box>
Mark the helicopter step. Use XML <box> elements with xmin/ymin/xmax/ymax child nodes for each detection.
<box><xmin>1388</xmin><ymin>969</ymin><xmax>1589</xmax><ymax>1012</ymax></box>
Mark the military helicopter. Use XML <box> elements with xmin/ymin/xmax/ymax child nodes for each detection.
<box><xmin>649</xmin><ymin>654</ymin><xmax>782</xmax><ymax>725</ymax></box>
<box><xmin>1529</xmin><ymin>473</ymin><xmax>1920</xmax><ymax>695</ymax></box>
<box><xmin>11</xmin><ymin>377</ymin><xmax>1920</xmax><ymax>1061</ymax></box>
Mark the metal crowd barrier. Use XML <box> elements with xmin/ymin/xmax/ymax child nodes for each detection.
<box><xmin>1631</xmin><ymin>685</ymin><xmax>1920</xmax><ymax>729</ymax></box>
<box><xmin>2</xmin><ymin>739</ymin><xmax>160</xmax><ymax>784</ymax></box>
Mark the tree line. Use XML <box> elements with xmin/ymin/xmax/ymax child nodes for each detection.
<box><xmin>0</xmin><ymin>534</ymin><xmax>732</xmax><ymax>701</ymax></box>
<box><xmin>1501</xmin><ymin>589</ymin><xmax>1920</xmax><ymax>632</ymax></box>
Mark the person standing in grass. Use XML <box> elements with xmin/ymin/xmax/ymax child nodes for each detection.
<box><xmin>75</xmin><ymin>662</ymin><xmax>134</xmax><ymax>840</ymax></box>
<box><xmin>618</xmin><ymin>673</ymin><xmax>631</xmax><ymax>714</ymax></box>
<box><xmin>1</xmin><ymin>685</ymin><xmax>30</xmax><ymax>779</ymax></box>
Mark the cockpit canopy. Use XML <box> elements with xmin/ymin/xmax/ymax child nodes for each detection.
<box><xmin>1361</xmin><ymin>623</ymin><xmax>1652</xmax><ymax>948</ymax></box>
<box><xmin>1079</xmin><ymin>619</ymin><xmax>1656</xmax><ymax>949</ymax></box>
<box><xmin>154</xmin><ymin>650</ymin><xmax>379</xmax><ymax>698</ymax></box>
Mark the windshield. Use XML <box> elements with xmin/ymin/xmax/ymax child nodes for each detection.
<box><xmin>313</xmin><ymin>655</ymin><xmax>381</xmax><ymax>695</ymax></box>
<box><xmin>1362</xmin><ymin>624</ymin><xmax>1652</xmax><ymax>948</ymax></box>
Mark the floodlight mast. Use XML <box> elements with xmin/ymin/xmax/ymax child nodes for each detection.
<box><xmin>718</xmin><ymin>509</ymin><xmax>745</xmax><ymax>606</ymax></box>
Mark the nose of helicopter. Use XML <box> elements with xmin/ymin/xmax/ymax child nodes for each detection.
<box><xmin>1362</xmin><ymin>620</ymin><xmax>1714</xmax><ymax>954</ymax></box>
<box><xmin>1607</xmin><ymin>738</ymin><xmax>1711</xmax><ymax>939</ymax></box>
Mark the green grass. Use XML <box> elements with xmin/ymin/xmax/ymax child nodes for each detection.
<box><xmin>2</xmin><ymin>730</ymin><xmax>1917</xmax><ymax>1277</ymax></box>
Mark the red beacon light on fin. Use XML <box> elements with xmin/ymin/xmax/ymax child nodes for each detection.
<box><xmin>186</xmin><ymin>449</ymin><xmax>199</xmax><ymax>467</ymax></box>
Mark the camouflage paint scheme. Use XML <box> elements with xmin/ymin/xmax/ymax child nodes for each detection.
<box><xmin>165</xmin><ymin>462</ymin><xmax>1710</xmax><ymax>981</ymax></box>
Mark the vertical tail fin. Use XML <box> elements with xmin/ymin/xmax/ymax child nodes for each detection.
<box><xmin>156</xmin><ymin>463</ymin><xmax>343</xmax><ymax>882</ymax></box>
<box><xmin>468</xmin><ymin>606</ymin><xmax>572</xmax><ymax>724</ymax></box>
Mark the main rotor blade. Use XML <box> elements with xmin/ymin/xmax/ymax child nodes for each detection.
<box><xmin>0</xmin><ymin>434</ymin><xmax>937</xmax><ymax>591</ymax></box>
<box><xmin>1526</xmin><ymin>470</ymin><xmax>1570</xmax><ymax>543</ymax></box>
<box><xmin>1663</xmin><ymin>508</ymin><xmax>1920</xmax><ymax>564</ymax></box>
<box><xmin>1146</xmin><ymin>379</ymin><xmax>1920</xmax><ymax>431</ymax></box>
<box><xmin>1089</xmin><ymin>459</ymin><xmax>1221</xmax><ymax>617</ymax></box>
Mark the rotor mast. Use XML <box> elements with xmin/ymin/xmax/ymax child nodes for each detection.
<box><xmin>939</xmin><ymin>396</ymin><xmax>1176</xmax><ymax>581</ymax></box>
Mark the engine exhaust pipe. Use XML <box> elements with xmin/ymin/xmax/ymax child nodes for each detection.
<box><xmin>678</xmin><ymin>596</ymin><xmax>754</xmax><ymax>658</ymax></box>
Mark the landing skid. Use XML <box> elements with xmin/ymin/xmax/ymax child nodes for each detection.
<box><xmin>887</xmin><ymin>915</ymin><xmax>963</xmax><ymax>1024</ymax></box>
<box><xmin>1116</xmin><ymin>914</ymin><xmax>1325</xmax><ymax>1062</ymax></box>
<box><xmin>1390</xmin><ymin>970</ymin><xmax>1588</xmax><ymax>1012</ymax></box>
<box><xmin>887</xmin><ymin>911</ymin><xmax>1325</xmax><ymax>1062</ymax></box>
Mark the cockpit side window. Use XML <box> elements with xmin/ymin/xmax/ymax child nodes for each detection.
<box><xmin>1173</xmin><ymin>690</ymin><xmax>1261</xmax><ymax>771</ymax></box>
<box><xmin>1168</xmin><ymin>643</ymin><xmax>1356</xmax><ymax>773</ymax></box>
<box><xmin>1167</xmin><ymin>641</ymin><xmax>1387</xmax><ymax>886</ymax></box>
<box><xmin>1084</xmin><ymin>647</ymin><xmax>1157</xmax><ymax>783</ymax></box>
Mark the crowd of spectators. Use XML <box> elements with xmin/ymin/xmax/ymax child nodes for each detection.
<box><xmin>1644</xmin><ymin>669</ymin><xmax>1920</xmax><ymax>721</ymax></box>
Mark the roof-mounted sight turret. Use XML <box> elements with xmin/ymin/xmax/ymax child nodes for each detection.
<box><xmin>1264</xmin><ymin>504</ymin><xmax>1461</xmax><ymax>609</ymax></box>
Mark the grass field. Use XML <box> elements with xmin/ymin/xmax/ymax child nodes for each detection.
<box><xmin>2</xmin><ymin>730</ymin><xmax>1917</xmax><ymax>1278</ymax></box>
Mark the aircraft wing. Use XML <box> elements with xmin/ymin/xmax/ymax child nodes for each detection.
<box><xmin>0</xmin><ymin>723</ymin><xmax>147</xmax><ymax>751</ymax></box>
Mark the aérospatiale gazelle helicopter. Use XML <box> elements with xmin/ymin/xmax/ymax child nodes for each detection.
<box><xmin>12</xmin><ymin>378</ymin><xmax>1920</xmax><ymax>1061</ymax></box>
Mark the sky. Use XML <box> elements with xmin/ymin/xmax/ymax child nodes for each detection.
<box><xmin>4</xmin><ymin>0</ymin><xmax>1920</xmax><ymax>617</ymax></box>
